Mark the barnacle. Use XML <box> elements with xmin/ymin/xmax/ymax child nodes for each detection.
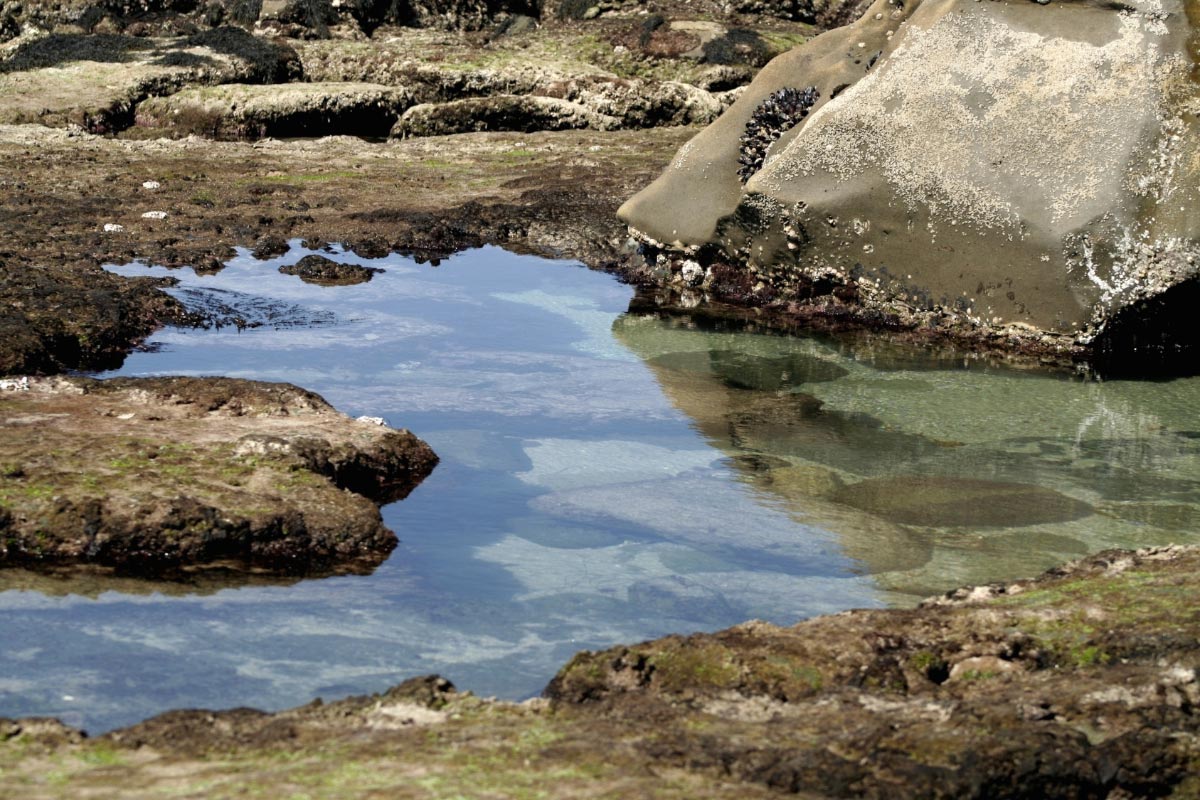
<box><xmin>737</xmin><ymin>86</ymin><xmax>820</xmax><ymax>184</ymax></box>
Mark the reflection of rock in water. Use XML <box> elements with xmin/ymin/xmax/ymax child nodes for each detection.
<box><xmin>0</xmin><ymin>562</ymin><xmax>320</xmax><ymax>598</ymax></box>
<box><xmin>725</xmin><ymin>393</ymin><xmax>940</xmax><ymax>477</ymax></box>
<box><xmin>832</xmin><ymin>476</ymin><xmax>1093</xmax><ymax>528</ymax></box>
<box><xmin>634</xmin><ymin>344</ymin><xmax>936</xmax><ymax>577</ymax></box>
<box><xmin>648</xmin><ymin>348</ymin><xmax>937</xmax><ymax>476</ymax></box>
<box><xmin>650</xmin><ymin>349</ymin><xmax>848</xmax><ymax>391</ymax></box>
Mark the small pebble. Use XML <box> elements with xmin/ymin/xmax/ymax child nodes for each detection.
<box><xmin>356</xmin><ymin>416</ymin><xmax>387</xmax><ymax>426</ymax></box>
<box><xmin>142</xmin><ymin>180</ymin><xmax>161</xmax><ymax>190</ymax></box>
<box><xmin>102</xmin><ymin>223</ymin><xmax>124</xmax><ymax>232</ymax></box>
<box><xmin>141</xmin><ymin>211</ymin><xmax>168</xmax><ymax>219</ymax></box>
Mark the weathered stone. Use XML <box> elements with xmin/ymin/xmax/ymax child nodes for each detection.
<box><xmin>133</xmin><ymin>81</ymin><xmax>413</xmax><ymax>139</ymax></box>
<box><xmin>392</xmin><ymin>94</ymin><xmax>616</xmax><ymax>136</ymax></box>
<box><xmin>0</xmin><ymin>376</ymin><xmax>438</xmax><ymax>576</ymax></box>
<box><xmin>0</xmin><ymin>30</ymin><xmax>300</xmax><ymax>132</ymax></box>
<box><xmin>619</xmin><ymin>0</ymin><xmax>1200</xmax><ymax>373</ymax></box>
<box><xmin>279</xmin><ymin>253</ymin><xmax>382</xmax><ymax>284</ymax></box>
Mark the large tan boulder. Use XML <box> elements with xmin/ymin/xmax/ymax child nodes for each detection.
<box><xmin>619</xmin><ymin>0</ymin><xmax>1200</xmax><ymax>371</ymax></box>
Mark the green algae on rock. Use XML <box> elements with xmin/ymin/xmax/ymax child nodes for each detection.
<box><xmin>0</xmin><ymin>376</ymin><xmax>437</xmax><ymax>576</ymax></box>
<box><xmin>3</xmin><ymin>546</ymin><xmax>1199</xmax><ymax>797</ymax></box>
<box><xmin>619</xmin><ymin>0</ymin><xmax>1200</xmax><ymax>374</ymax></box>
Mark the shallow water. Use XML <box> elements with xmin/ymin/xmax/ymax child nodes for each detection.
<box><xmin>1</xmin><ymin>244</ymin><xmax>1198</xmax><ymax>734</ymax></box>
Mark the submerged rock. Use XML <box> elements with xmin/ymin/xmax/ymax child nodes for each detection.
<box><xmin>0</xmin><ymin>376</ymin><xmax>438</xmax><ymax>576</ymax></box>
<box><xmin>832</xmin><ymin>475</ymin><xmax>1094</xmax><ymax>528</ymax></box>
<box><xmin>619</xmin><ymin>0</ymin><xmax>1200</xmax><ymax>373</ymax></box>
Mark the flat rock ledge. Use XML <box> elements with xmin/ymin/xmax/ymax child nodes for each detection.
<box><xmin>2</xmin><ymin>546</ymin><xmax>1198</xmax><ymax>797</ymax></box>
<box><xmin>0</xmin><ymin>376</ymin><xmax>437</xmax><ymax>576</ymax></box>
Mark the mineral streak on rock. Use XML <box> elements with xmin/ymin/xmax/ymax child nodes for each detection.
<box><xmin>619</xmin><ymin>0</ymin><xmax>1200</xmax><ymax>374</ymax></box>
<box><xmin>736</xmin><ymin>85</ymin><xmax>819</xmax><ymax>183</ymax></box>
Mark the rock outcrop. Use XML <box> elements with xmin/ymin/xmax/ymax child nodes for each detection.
<box><xmin>0</xmin><ymin>376</ymin><xmax>438</xmax><ymax>576</ymax></box>
<box><xmin>619</xmin><ymin>0</ymin><xmax>1200</xmax><ymax>374</ymax></box>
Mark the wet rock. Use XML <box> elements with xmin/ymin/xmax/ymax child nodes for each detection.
<box><xmin>832</xmin><ymin>475</ymin><xmax>1094</xmax><ymax>528</ymax></box>
<box><xmin>619</xmin><ymin>0</ymin><xmax>1200</xmax><ymax>372</ymax></box>
<box><xmin>132</xmin><ymin>81</ymin><xmax>414</xmax><ymax>140</ymax></box>
<box><xmin>280</xmin><ymin>254</ymin><xmax>382</xmax><ymax>285</ymax></box>
<box><xmin>0</xmin><ymin>376</ymin><xmax>437</xmax><ymax>576</ymax></box>
<box><xmin>0</xmin><ymin>259</ymin><xmax>182</xmax><ymax>375</ymax></box>
<box><xmin>251</xmin><ymin>234</ymin><xmax>291</xmax><ymax>259</ymax></box>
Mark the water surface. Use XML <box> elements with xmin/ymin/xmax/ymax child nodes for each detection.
<box><xmin>1</xmin><ymin>244</ymin><xmax>1197</xmax><ymax>733</ymax></box>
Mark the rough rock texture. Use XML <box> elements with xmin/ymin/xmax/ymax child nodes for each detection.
<box><xmin>0</xmin><ymin>259</ymin><xmax>183</xmax><ymax>375</ymax></box>
<box><xmin>132</xmin><ymin>81</ymin><xmax>413</xmax><ymax>139</ymax></box>
<box><xmin>393</xmin><ymin>93</ymin><xmax>617</xmax><ymax>136</ymax></box>
<box><xmin>0</xmin><ymin>29</ymin><xmax>300</xmax><ymax>132</ymax></box>
<box><xmin>278</xmin><ymin>253</ymin><xmax>382</xmax><ymax>284</ymax></box>
<box><xmin>392</xmin><ymin>78</ymin><xmax>736</xmax><ymax>136</ymax></box>
<box><xmin>620</xmin><ymin>0</ymin><xmax>1200</xmax><ymax>374</ymax></box>
<box><xmin>2</xmin><ymin>546</ymin><xmax>1199</xmax><ymax>797</ymax></box>
<box><xmin>0</xmin><ymin>376</ymin><xmax>438</xmax><ymax>575</ymax></box>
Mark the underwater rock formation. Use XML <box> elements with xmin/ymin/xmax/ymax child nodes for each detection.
<box><xmin>619</xmin><ymin>0</ymin><xmax>1200</xmax><ymax>373</ymax></box>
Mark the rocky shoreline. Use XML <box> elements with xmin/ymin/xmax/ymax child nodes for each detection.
<box><xmin>1</xmin><ymin>0</ymin><xmax>1198</xmax><ymax>794</ymax></box>
<box><xmin>3</xmin><ymin>546</ymin><xmax>1198</xmax><ymax>796</ymax></box>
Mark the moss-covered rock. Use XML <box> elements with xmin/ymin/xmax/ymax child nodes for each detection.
<box><xmin>132</xmin><ymin>81</ymin><xmax>413</xmax><ymax>139</ymax></box>
<box><xmin>0</xmin><ymin>376</ymin><xmax>437</xmax><ymax>576</ymax></box>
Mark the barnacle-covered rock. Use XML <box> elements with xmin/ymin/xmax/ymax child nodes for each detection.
<box><xmin>619</xmin><ymin>0</ymin><xmax>1200</xmax><ymax>374</ymax></box>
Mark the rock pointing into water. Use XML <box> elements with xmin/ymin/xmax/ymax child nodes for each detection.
<box><xmin>619</xmin><ymin>0</ymin><xmax>1200</xmax><ymax>373</ymax></box>
<box><xmin>0</xmin><ymin>376</ymin><xmax>438</xmax><ymax>577</ymax></box>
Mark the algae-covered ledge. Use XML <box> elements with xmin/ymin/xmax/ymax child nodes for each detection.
<box><xmin>0</xmin><ymin>376</ymin><xmax>437</xmax><ymax>576</ymax></box>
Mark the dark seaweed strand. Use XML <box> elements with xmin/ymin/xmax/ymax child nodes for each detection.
<box><xmin>737</xmin><ymin>86</ymin><xmax>820</xmax><ymax>184</ymax></box>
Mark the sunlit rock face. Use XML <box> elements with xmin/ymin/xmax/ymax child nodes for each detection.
<box><xmin>619</xmin><ymin>0</ymin><xmax>1200</xmax><ymax>371</ymax></box>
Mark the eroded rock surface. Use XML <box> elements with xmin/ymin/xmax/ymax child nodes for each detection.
<box><xmin>279</xmin><ymin>253</ymin><xmax>382</xmax><ymax>284</ymax></box>
<box><xmin>0</xmin><ymin>376</ymin><xmax>437</xmax><ymax>575</ymax></box>
<box><xmin>133</xmin><ymin>81</ymin><xmax>413</xmax><ymax>139</ymax></box>
<box><xmin>620</xmin><ymin>0</ymin><xmax>1200</xmax><ymax>374</ymax></box>
<box><xmin>2</xmin><ymin>546</ymin><xmax>1198</xmax><ymax>797</ymax></box>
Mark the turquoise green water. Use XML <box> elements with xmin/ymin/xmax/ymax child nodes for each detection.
<box><xmin>0</xmin><ymin>244</ymin><xmax>1196</xmax><ymax>734</ymax></box>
